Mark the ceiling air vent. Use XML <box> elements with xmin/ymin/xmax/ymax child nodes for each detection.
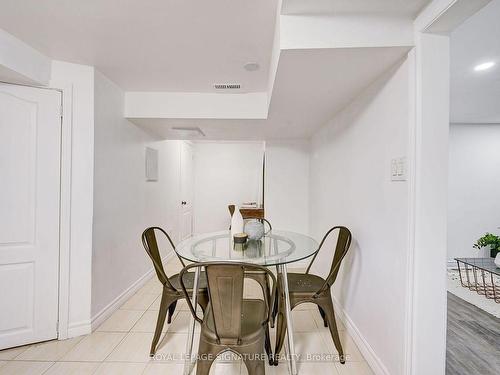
<box><xmin>213</xmin><ymin>83</ymin><xmax>241</xmax><ymax>90</ymax></box>
<box><xmin>171</xmin><ymin>126</ymin><xmax>206</xmax><ymax>137</ymax></box>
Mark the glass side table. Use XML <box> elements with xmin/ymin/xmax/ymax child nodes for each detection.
<box><xmin>455</xmin><ymin>258</ymin><xmax>500</xmax><ymax>303</ymax></box>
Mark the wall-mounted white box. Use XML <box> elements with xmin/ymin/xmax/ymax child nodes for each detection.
<box><xmin>145</xmin><ymin>147</ymin><xmax>158</xmax><ymax>181</ymax></box>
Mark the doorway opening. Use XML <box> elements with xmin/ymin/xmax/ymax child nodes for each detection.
<box><xmin>446</xmin><ymin>1</ymin><xmax>500</xmax><ymax>373</ymax></box>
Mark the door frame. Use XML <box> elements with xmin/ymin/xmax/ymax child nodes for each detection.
<box><xmin>1</xmin><ymin>80</ymin><xmax>73</xmax><ymax>341</ymax></box>
<box><xmin>56</xmin><ymin>84</ymin><xmax>73</xmax><ymax>340</ymax></box>
<box><xmin>179</xmin><ymin>140</ymin><xmax>194</xmax><ymax>241</ymax></box>
<box><xmin>405</xmin><ymin>1</ymin><xmax>492</xmax><ymax>374</ymax></box>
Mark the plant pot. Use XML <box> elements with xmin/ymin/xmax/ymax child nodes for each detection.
<box><xmin>490</xmin><ymin>247</ymin><xmax>500</xmax><ymax>258</ymax></box>
<box><xmin>495</xmin><ymin>253</ymin><xmax>500</xmax><ymax>268</ymax></box>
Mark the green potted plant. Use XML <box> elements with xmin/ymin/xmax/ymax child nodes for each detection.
<box><xmin>473</xmin><ymin>233</ymin><xmax>500</xmax><ymax>258</ymax></box>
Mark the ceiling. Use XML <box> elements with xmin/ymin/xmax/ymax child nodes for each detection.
<box><xmin>0</xmin><ymin>0</ymin><xmax>277</xmax><ymax>92</ymax></box>
<box><xmin>282</xmin><ymin>0</ymin><xmax>432</xmax><ymax>17</ymax></box>
<box><xmin>450</xmin><ymin>0</ymin><xmax>500</xmax><ymax>123</ymax></box>
<box><xmin>131</xmin><ymin>47</ymin><xmax>410</xmax><ymax>140</ymax></box>
<box><xmin>0</xmin><ymin>0</ymin><xmax>417</xmax><ymax>140</ymax></box>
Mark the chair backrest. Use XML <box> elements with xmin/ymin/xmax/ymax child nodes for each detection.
<box><xmin>179</xmin><ymin>262</ymin><xmax>276</xmax><ymax>345</ymax></box>
<box><xmin>141</xmin><ymin>227</ymin><xmax>184</xmax><ymax>290</ymax></box>
<box><xmin>306</xmin><ymin>226</ymin><xmax>352</xmax><ymax>293</ymax></box>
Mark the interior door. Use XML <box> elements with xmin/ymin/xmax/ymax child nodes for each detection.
<box><xmin>180</xmin><ymin>142</ymin><xmax>194</xmax><ymax>240</ymax></box>
<box><xmin>0</xmin><ymin>83</ymin><xmax>61</xmax><ymax>349</ymax></box>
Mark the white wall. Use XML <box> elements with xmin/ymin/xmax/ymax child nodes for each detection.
<box><xmin>0</xmin><ymin>28</ymin><xmax>51</xmax><ymax>85</ymax></box>
<box><xmin>50</xmin><ymin>61</ymin><xmax>95</xmax><ymax>337</ymax></box>
<box><xmin>91</xmin><ymin>70</ymin><xmax>182</xmax><ymax>318</ymax></box>
<box><xmin>125</xmin><ymin>92</ymin><xmax>269</xmax><ymax>120</ymax></box>
<box><xmin>265</xmin><ymin>140</ymin><xmax>309</xmax><ymax>234</ymax></box>
<box><xmin>448</xmin><ymin>124</ymin><xmax>500</xmax><ymax>259</ymax></box>
<box><xmin>193</xmin><ymin>141</ymin><xmax>264</xmax><ymax>233</ymax></box>
<box><xmin>309</xmin><ymin>58</ymin><xmax>410</xmax><ymax>375</ymax></box>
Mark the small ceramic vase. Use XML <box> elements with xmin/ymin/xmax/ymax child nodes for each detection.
<box><xmin>230</xmin><ymin>205</ymin><xmax>244</xmax><ymax>238</ymax></box>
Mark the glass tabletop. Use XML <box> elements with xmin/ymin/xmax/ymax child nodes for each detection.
<box><xmin>175</xmin><ymin>230</ymin><xmax>319</xmax><ymax>266</ymax></box>
<box><xmin>455</xmin><ymin>258</ymin><xmax>500</xmax><ymax>275</ymax></box>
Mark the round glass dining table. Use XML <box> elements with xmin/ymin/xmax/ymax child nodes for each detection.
<box><xmin>175</xmin><ymin>229</ymin><xmax>319</xmax><ymax>266</ymax></box>
<box><xmin>175</xmin><ymin>230</ymin><xmax>319</xmax><ymax>375</ymax></box>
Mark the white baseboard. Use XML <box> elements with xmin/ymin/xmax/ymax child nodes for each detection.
<box><xmin>90</xmin><ymin>251</ymin><xmax>175</xmax><ymax>332</ymax></box>
<box><xmin>332</xmin><ymin>296</ymin><xmax>390</xmax><ymax>375</ymax></box>
<box><xmin>67</xmin><ymin>320</ymin><xmax>92</xmax><ymax>338</ymax></box>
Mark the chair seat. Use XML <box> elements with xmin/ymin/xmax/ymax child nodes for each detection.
<box><xmin>202</xmin><ymin>299</ymin><xmax>266</xmax><ymax>344</ymax></box>
<box><xmin>169</xmin><ymin>271</ymin><xmax>208</xmax><ymax>291</ymax></box>
<box><xmin>286</xmin><ymin>272</ymin><xmax>326</xmax><ymax>294</ymax></box>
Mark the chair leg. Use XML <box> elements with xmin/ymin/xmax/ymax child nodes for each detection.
<box><xmin>271</xmin><ymin>289</ymin><xmax>279</xmax><ymax>328</ymax></box>
<box><xmin>319</xmin><ymin>298</ymin><xmax>345</xmax><ymax>364</ymax></box>
<box><xmin>240</xmin><ymin>339</ymin><xmax>266</xmax><ymax>375</ymax></box>
<box><xmin>150</xmin><ymin>291</ymin><xmax>176</xmax><ymax>356</ymax></box>
<box><xmin>196</xmin><ymin>339</ymin><xmax>218</xmax><ymax>375</ymax></box>
<box><xmin>273</xmin><ymin>299</ymin><xmax>287</xmax><ymax>365</ymax></box>
<box><xmin>318</xmin><ymin>306</ymin><xmax>328</xmax><ymax>327</ymax></box>
<box><xmin>264</xmin><ymin>324</ymin><xmax>273</xmax><ymax>365</ymax></box>
<box><xmin>264</xmin><ymin>276</ymin><xmax>273</xmax><ymax>326</ymax></box>
<box><xmin>243</xmin><ymin>356</ymin><xmax>265</xmax><ymax>375</ymax></box>
<box><xmin>270</xmin><ymin>265</ymin><xmax>280</xmax><ymax>327</ymax></box>
<box><xmin>167</xmin><ymin>300</ymin><xmax>177</xmax><ymax>324</ymax></box>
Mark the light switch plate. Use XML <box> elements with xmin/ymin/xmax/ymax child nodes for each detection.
<box><xmin>391</xmin><ymin>157</ymin><xmax>407</xmax><ymax>181</ymax></box>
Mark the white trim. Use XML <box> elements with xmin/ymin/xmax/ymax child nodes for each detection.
<box><xmin>406</xmin><ymin>1</ymin><xmax>492</xmax><ymax>374</ymax></box>
<box><xmin>409</xmin><ymin>30</ymin><xmax>450</xmax><ymax>375</ymax></box>
<box><xmin>179</xmin><ymin>141</ymin><xmax>194</xmax><ymax>241</ymax></box>
<box><xmin>414</xmin><ymin>0</ymin><xmax>459</xmax><ymax>32</ymax></box>
<box><xmin>451</xmin><ymin>122</ymin><xmax>500</xmax><ymax>125</ymax></box>
<box><xmin>90</xmin><ymin>251</ymin><xmax>175</xmax><ymax>331</ymax></box>
<box><xmin>67</xmin><ymin>320</ymin><xmax>92</xmax><ymax>338</ymax></box>
<box><xmin>192</xmin><ymin>140</ymin><xmax>265</xmax><ymax>145</ymax></box>
<box><xmin>404</xmin><ymin>47</ymin><xmax>417</xmax><ymax>375</ymax></box>
<box><xmin>57</xmin><ymin>84</ymin><xmax>73</xmax><ymax>340</ymax></box>
<box><xmin>405</xmin><ymin>3</ymin><xmax>456</xmax><ymax>374</ymax></box>
<box><xmin>332</xmin><ymin>296</ymin><xmax>389</xmax><ymax>375</ymax></box>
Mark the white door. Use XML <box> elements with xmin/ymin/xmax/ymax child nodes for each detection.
<box><xmin>0</xmin><ymin>83</ymin><xmax>61</xmax><ymax>349</ymax></box>
<box><xmin>179</xmin><ymin>142</ymin><xmax>194</xmax><ymax>240</ymax></box>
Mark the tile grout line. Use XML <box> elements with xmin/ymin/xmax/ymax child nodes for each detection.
<box><xmin>101</xmin><ymin>308</ymin><xmax>150</xmax><ymax>363</ymax></box>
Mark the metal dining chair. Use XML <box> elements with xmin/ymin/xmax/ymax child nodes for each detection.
<box><xmin>180</xmin><ymin>262</ymin><xmax>277</xmax><ymax>375</ymax></box>
<box><xmin>141</xmin><ymin>227</ymin><xmax>209</xmax><ymax>356</ymax></box>
<box><xmin>273</xmin><ymin>226</ymin><xmax>352</xmax><ymax>365</ymax></box>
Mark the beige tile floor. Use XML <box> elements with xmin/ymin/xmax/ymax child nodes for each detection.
<box><xmin>0</xmin><ymin>258</ymin><xmax>373</xmax><ymax>375</ymax></box>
